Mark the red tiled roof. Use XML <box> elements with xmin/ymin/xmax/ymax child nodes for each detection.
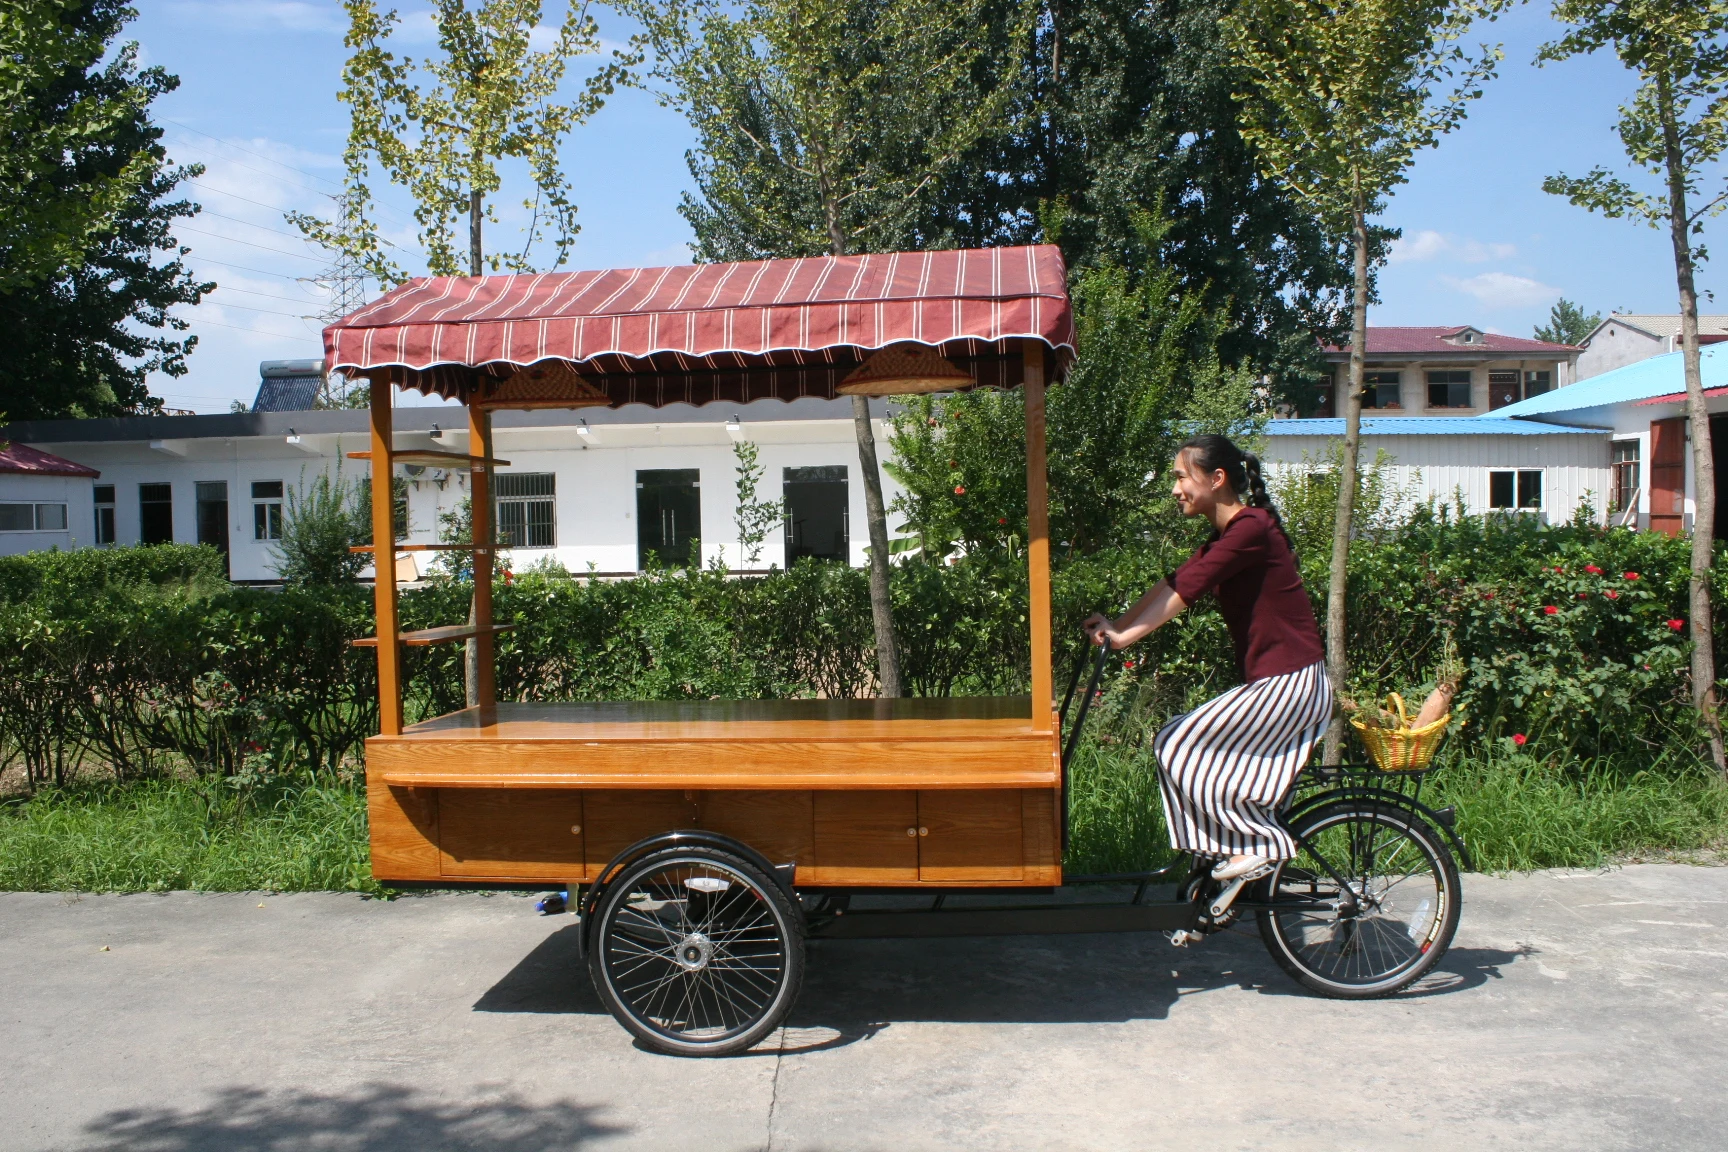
<box><xmin>1323</xmin><ymin>327</ymin><xmax>1580</xmax><ymax>355</ymax></box>
<box><xmin>0</xmin><ymin>441</ymin><xmax>98</xmax><ymax>477</ymax></box>
<box><xmin>324</xmin><ymin>245</ymin><xmax>1074</xmax><ymax>407</ymax></box>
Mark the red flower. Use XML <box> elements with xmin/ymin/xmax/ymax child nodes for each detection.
<box><xmin>1512</xmin><ymin>733</ymin><xmax>1527</xmax><ymax>746</ymax></box>
<box><xmin>1624</xmin><ymin>571</ymin><xmax>1640</xmax><ymax>580</ymax></box>
<box><xmin>954</xmin><ymin>485</ymin><xmax>966</xmax><ymax>495</ymax></box>
<box><xmin>1643</xmin><ymin>663</ymin><xmax>1652</xmax><ymax>670</ymax></box>
<box><xmin>1578</xmin><ymin>592</ymin><xmax>1589</xmax><ymax>599</ymax></box>
<box><xmin>1543</xmin><ymin>605</ymin><xmax>1558</xmax><ymax>615</ymax></box>
<box><xmin>1605</xmin><ymin>590</ymin><xmax>1620</xmax><ymax>600</ymax></box>
<box><xmin>997</xmin><ymin>517</ymin><xmax>1007</xmax><ymax>525</ymax></box>
<box><xmin>1123</xmin><ymin>659</ymin><xmax>1136</xmax><ymax>669</ymax></box>
<box><xmin>1584</xmin><ymin>564</ymin><xmax>1603</xmax><ymax>575</ymax></box>
<box><xmin>1482</xmin><ymin>591</ymin><xmax>1495</xmax><ymax>600</ymax></box>
<box><xmin>1552</xmin><ymin>566</ymin><xmax>1564</xmax><ymax>574</ymax></box>
<box><xmin>1668</xmin><ymin>618</ymin><xmax>1685</xmax><ymax>631</ymax></box>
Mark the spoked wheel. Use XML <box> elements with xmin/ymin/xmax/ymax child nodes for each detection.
<box><xmin>587</xmin><ymin>846</ymin><xmax>803</xmax><ymax>1056</ymax></box>
<box><xmin>1257</xmin><ymin>801</ymin><xmax>1461</xmax><ymax>998</ymax></box>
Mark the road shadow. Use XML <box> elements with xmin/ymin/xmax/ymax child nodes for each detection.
<box><xmin>77</xmin><ymin>1083</ymin><xmax>626</xmax><ymax>1152</ymax></box>
<box><xmin>474</xmin><ymin>917</ymin><xmax>1524</xmax><ymax>1039</ymax></box>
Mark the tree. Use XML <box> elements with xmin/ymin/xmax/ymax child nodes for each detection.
<box><xmin>0</xmin><ymin>0</ymin><xmax>210</xmax><ymax>419</ymax></box>
<box><xmin>732</xmin><ymin>441</ymin><xmax>782</xmax><ymax>570</ymax></box>
<box><xmin>1539</xmin><ymin>0</ymin><xmax>1728</xmax><ymax>772</ymax></box>
<box><xmin>932</xmin><ymin>0</ymin><xmax>1360</xmax><ymax>400</ymax></box>
<box><xmin>1223</xmin><ymin>0</ymin><xmax>1502</xmax><ymax>758</ymax></box>
<box><xmin>627</xmin><ymin>0</ymin><xmax>1033</xmax><ymax>696</ymax></box>
<box><xmin>292</xmin><ymin>0</ymin><xmax>624</xmax><ymax>283</ymax></box>
<box><xmin>1533</xmin><ymin>297</ymin><xmax>1603</xmax><ymax>345</ymax></box>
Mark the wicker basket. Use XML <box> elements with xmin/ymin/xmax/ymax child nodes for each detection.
<box><xmin>1349</xmin><ymin>692</ymin><xmax>1451</xmax><ymax>772</ymax></box>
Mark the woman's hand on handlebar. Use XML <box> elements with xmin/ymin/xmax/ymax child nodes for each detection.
<box><xmin>1082</xmin><ymin>613</ymin><xmax>1126</xmax><ymax>649</ymax></box>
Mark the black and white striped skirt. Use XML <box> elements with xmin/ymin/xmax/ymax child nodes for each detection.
<box><xmin>1152</xmin><ymin>660</ymin><xmax>1333</xmax><ymax>859</ymax></box>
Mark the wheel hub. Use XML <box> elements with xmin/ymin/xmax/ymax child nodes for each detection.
<box><xmin>674</xmin><ymin>932</ymin><xmax>714</xmax><ymax>972</ymax></box>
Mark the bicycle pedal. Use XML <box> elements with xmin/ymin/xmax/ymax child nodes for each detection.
<box><xmin>1168</xmin><ymin>929</ymin><xmax>1205</xmax><ymax>948</ymax></box>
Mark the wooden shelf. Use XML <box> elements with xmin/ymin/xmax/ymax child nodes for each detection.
<box><xmin>349</xmin><ymin>544</ymin><xmax>497</xmax><ymax>553</ymax></box>
<box><xmin>346</xmin><ymin>449</ymin><xmax>511</xmax><ymax>469</ymax></box>
<box><xmin>352</xmin><ymin>623</ymin><xmax>516</xmax><ymax>648</ymax></box>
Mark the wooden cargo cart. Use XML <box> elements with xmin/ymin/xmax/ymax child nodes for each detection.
<box><xmin>327</xmin><ymin>245</ymin><xmax>1466</xmax><ymax>1056</ymax></box>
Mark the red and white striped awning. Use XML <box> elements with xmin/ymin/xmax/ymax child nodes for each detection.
<box><xmin>322</xmin><ymin>245</ymin><xmax>1073</xmax><ymax>407</ymax></box>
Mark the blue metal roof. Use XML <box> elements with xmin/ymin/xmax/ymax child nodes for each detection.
<box><xmin>1265</xmin><ymin>417</ymin><xmax>1604</xmax><ymax>436</ymax></box>
<box><xmin>1490</xmin><ymin>343</ymin><xmax>1728</xmax><ymax>418</ymax></box>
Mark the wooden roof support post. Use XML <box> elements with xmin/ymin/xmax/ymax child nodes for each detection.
<box><xmin>468</xmin><ymin>404</ymin><xmax>498</xmax><ymax>722</ymax></box>
<box><xmin>1023</xmin><ymin>340</ymin><xmax>1053</xmax><ymax>733</ymax></box>
<box><xmin>369</xmin><ymin>371</ymin><xmax>404</xmax><ymax>735</ymax></box>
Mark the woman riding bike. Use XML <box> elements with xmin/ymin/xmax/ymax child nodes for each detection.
<box><xmin>1083</xmin><ymin>434</ymin><xmax>1331</xmax><ymax>886</ymax></box>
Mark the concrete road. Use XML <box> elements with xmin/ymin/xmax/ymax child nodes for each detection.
<box><xmin>2</xmin><ymin>866</ymin><xmax>1725</xmax><ymax>1151</ymax></box>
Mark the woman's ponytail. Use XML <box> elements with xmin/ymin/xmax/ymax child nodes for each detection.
<box><xmin>1178</xmin><ymin>435</ymin><xmax>1290</xmax><ymax>542</ymax></box>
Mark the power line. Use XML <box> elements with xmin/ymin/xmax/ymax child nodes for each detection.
<box><xmin>212</xmin><ymin>300</ymin><xmax>319</xmax><ymax>319</ymax></box>
<box><xmin>162</xmin><ymin>118</ymin><xmax>344</xmax><ymax>189</ymax></box>
<box><xmin>210</xmin><ymin>283</ymin><xmax>328</xmax><ymax>306</ymax></box>
<box><xmin>186</xmin><ymin>256</ymin><xmax>310</xmax><ymax>281</ymax></box>
<box><xmin>163</xmin><ymin>124</ymin><xmax>418</xmax><ymax>227</ymax></box>
<box><xmin>177</xmin><ymin>224</ymin><xmax>324</xmax><ymax>261</ymax></box>
<box><xmin>198</xmin><ymin>208</ymin><xmax>320</xmax><ymax>243</ymax></box>
<box><xmin>186</xmin><ymin>315</ymin><xmax>314</xmax><ymax>340</ymax></box>
<box><xmin>186</xmin><ymin>180</ymin><xmax>300</xmax><ymax>215</ymax></box>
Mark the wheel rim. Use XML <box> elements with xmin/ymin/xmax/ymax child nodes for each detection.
<box><xmin>1267</xmin><ymin>808</ymin><xmax>1447</xmax><ymax>989</ymax></box>
<box><xmin>598</xmin><ymin>857</ymin><xmax>790</xmax><ymax>1044</ymax></box>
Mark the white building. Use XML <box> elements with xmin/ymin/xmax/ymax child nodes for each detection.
<box><xmin>1574</xmin><ymin>314</ymin><xmax>1728</xmax><ymax>382</ymax></box>
<box><xmin>0</xmin><ymin>442</ymin><xmax>100</xmax><ymax>557</ymax></box>
<box><xmin>1260</xmin><ymin>417</ymin><xmax>1612</xmax><ymax>522</ymax></box>
<box><xmin>3</xmin><ymin>398</ymin><xmax>903</xmax><ymax>581</ymax></box>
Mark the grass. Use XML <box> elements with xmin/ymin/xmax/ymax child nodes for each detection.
<box><xmin>0</xmin><ymin>777</ymin><xmax>380</xmax><ymax>894</ymax></box>
<box><xmin>1</xmin><ymin>749</ymin><xmax>1724</xmax><ymax>893</ymax></box>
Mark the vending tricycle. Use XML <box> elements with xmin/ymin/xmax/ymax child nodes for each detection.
<box><xmin>327</xmin><ymin>244</ymin><xmax>1465</xmax><ymax>1057</ymax></box>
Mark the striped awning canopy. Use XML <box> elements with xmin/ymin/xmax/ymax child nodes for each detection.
<box><xmin>322</xmin><ymin>245</ymin><xmax>1074</xmax><ymax>408</ymax></box>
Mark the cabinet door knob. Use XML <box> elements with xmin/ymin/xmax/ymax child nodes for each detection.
<box><xmin>570</xmin><ymin>824</ymin><xmax>582</xmax><ymax>835</ymax></box>
<box><xmin>905</xmin><ymin>827</ymin><xmax>917</xmax><ymax>837</ymax></box>
<box><xmin>918</xmin><ymin>826</ymin><xmax>928</xmax><ymax>837</ymax></box>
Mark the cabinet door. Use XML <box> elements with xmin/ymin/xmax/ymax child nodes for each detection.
<box><xmin>697</xmin><ymin>791</ymin><xmax>814</xmax><ymax>867</ymax></box>
<box><xmin>917</xmin><ymin>790</ymin><xmax>1024</xmax><ymax>882</ymax></box>
<box><xmin>439</xmin><ymin>789</ymin><xmax>585</xmax><ymax>880</ymax></box>
<box><xmin>583</xmin><ymin>790</ymin><xmax>698</xmax><ymax>871</ymax></box>
<box><xmin>805</xmin><ymin>791</ymin><xmax>919</xmax><ymax>885</ymax></box>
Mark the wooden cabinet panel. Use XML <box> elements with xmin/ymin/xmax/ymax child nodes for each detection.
<box><xmin>439</xmin><ymin>789</ymin><xmax>584</xmax><ymax>879</ymax></box>
<box><xmin>367</xmin><ymin>776</ymin><xmax>441</xmax><ymax>881</ymax></box>
<box><xmin>1022</xmin><ymin>788</ymin><xmax>1060</xmax><ymax>884</ymax></box>
<box><xmin>918</xmin><ymin>790</ymin><xmax>1024</xmax><ymax>882</ymax></box>
<box><xmin>697</xmin><ymin>791</ymin><xmax>814</xmax><ymax>866</ymax></box>
<box><xmin>805</xmin><ymin>791</ymin><xmax>919</xmax><ymax>884</ymax></box>
<box><xmin>583</xmin><ymin>790</ymin><xmax>697</xmax><ymax>870</ymax></box>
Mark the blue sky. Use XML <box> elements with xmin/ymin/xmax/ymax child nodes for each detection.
<box><xmin>131</xmin><ymin>1</ymin><xmax>1723</xmax><ymax>413</ymax></box>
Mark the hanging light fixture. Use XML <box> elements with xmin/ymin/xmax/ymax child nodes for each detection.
<box><xmin>836</xmin><ymin>343</ymin><xmax>975</xmax><ymax>396</ymax></box>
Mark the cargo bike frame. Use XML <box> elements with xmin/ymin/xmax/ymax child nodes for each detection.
<box><xmin>327</xmin><ymin>246</ymin><xmax>1463</xmax><ymax>1058</ymax></box>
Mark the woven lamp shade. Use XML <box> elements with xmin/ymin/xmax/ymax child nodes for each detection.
<box><xmin>836</xmin><ymin>343</ymin><xmax>975</xmax><ymax>396</ymax></box>
<box><xmin>480</xmin><ymin>359</ymin><xmax>611</xmax><ymax>409</ymax></box>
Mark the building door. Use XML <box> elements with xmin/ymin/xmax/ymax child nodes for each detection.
<box><xmin>636</xmin><ymin>469</ymin><xmax>700</xmax><ymax>568</ymax></box>
<box><xmin>1713</xmin><ymin>416</ymin><xmax>1728</xmax><ymax>540</ymax></box>
<box><xmin>1488</xmin><ymin>370</ymin><xmax>1520</xmax><ymax>410</ymax></box>
<box><xmin>139</xmin><ymin>483</ymin><xmax>173</xmax><ymax>545</ymax></box>
<box><xmin>783</xmin><ymin>465</ymin><xmax>848</xmax><ymax>562</ymax></box>
<box><xmin>195</xmin><ymin>481</ymin><xmax>230</xmax><ymax>575</ymax></box>
<box><xmin>1649</xmin><ymin>418</ymin><xmax>1685</xmax><ymax>536</ymax></box>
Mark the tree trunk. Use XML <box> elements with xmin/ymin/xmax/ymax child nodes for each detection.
<box><xmin>1322</xmin><ymin>199</ymin><xmax>1369</xmax><ymax>763</ymax></box>
<box><xmin>465</xmin><ymin>188</ymin><xmax>484</xmax><ymax>709</ymax></box>
<box><xmin>1657</xmin><ymin>74</ymin><xmax>1726</xmax><ymax>774</ymax></box>
<box><xmin>826</xmin><ymin>227</ymin><xmax>902</xmax><ymax>696</ymax></box>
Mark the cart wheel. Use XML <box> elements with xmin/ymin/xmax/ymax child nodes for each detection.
<box><xmin>1256</xmin><ymin>800</ymin><xmax>1460</xmax><ymax>999</ymax></box>
<box><xmin>587</xmin><ymin>845</ymin><xmax>803</xmax><ymax>1056</ymax></box>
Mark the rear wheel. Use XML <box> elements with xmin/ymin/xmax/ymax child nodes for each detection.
<box><xmin>1257</xmin><ymin>801</ymin><xmax>1460</xmax><ymax>999</ymax></box>
<box><xmin>588</xmin><ymin>846</ymin><xmax>803</xmax><ymax>1056</ymax></box>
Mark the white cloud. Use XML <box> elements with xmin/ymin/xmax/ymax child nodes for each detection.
<box><xmin>1443</xmin><ymin>272</ymin><xmax>1563</xmax><ymax>309</ymax></box>
<box><xmin>1390</xmin><ymin>230</ymin><xmax>1517</xmax><ymax>265</ymax></box>
<box><xmin>161</xmin><ymin>1</ymin><xmax>345</xmax><ymax>33</ymax></box>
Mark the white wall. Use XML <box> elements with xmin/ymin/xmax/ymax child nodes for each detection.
<box><xmin>1576</xmin><ymin>323</ymin><xmax>1666</xmax><ymax>381</ymax></box>
<box><xmin>0</xmin><ymin>473</ymin><xmax>95</xmax><ymax>557</ymax></box>
<box><xmin>1261</xmin><ymin>431</ymin><xmax>1613</xmax><ymax>522</ymax></box>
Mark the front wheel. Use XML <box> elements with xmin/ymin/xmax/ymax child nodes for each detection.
<box><xmin>1257</xmin><ymin>800</ymin><xmax>1461</xmax><ymax>999</ymax></box>
<box><xmin>588</xmin><ymin>845</ymin><xmax>804</xmax><ymax>1056</ymax></box>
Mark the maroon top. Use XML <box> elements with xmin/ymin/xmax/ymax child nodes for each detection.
<box><xmin>1167</xmin><ymin>506</ymin><xmax>1325</xmax><ymax>682</ymax></box>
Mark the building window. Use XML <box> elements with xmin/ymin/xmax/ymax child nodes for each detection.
<box><xmin>495</xmin><ymin>472</ymin><xmax>556</xmax><ymax>548</ymax></box>
<box><xmin>1611</xmin><ymin>441</ymin><xmax>1640</xmax><ymax>514</ymax></box>
<box><xmin>195</xmin><ymin>481</ymin><xmax>229</xmax><ymax>559</ymax></box>
<box><xmin>252</xmin><ymin>480</ymin><xmax>284</xmax><ymax>540</ymax></box>
<box><xmin>637</xmin><ymin>469</ymin><xmax>700</xmax><ymax>568</ymax></box>
<box><xmin>1427</xmin><ymin>370</ymin><xmax>1473</xmax><ymax>408</ymax></box>
<box><xmin>0</xmin><ymin>503</ymin><xmax>68</xmax><ymax>531</ymax></box>
<box><xmin>1489</xmin><ymin>470</ymin><xmax>1542</xmax><ymax>511</ymax></box>
<box><xmin>94</xmin><ymin>484</ymin><xmax>116</xmax><ymax>544</ymax></box>
<box><xmin>784</xmin><ymin>465</ymin><xmax>849</xmax><ymax>562</ymax></box>
<box><xmin>139</xmin><ymin>483</ymin><xmax>173</xmax><ymax>544</ymax></box>
<box><xmin>1363</xmin><ymin>371</ymin><xmax>1402</xmax><ymax>410</ymax></box>
<box><xmin>1523</xmin><ymin>370</ymin><xmax>1552</xmax><ymax>398</ymax></box>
